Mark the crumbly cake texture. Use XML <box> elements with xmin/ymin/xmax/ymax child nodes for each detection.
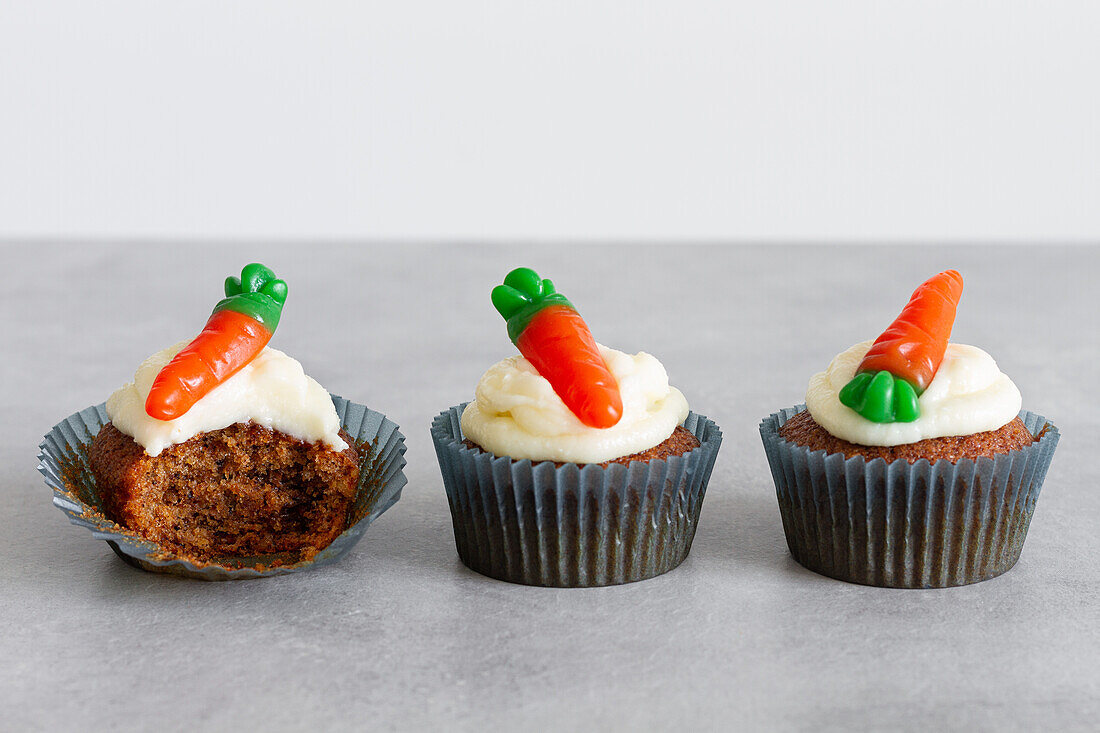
<box><xmin>779</xmin><ymin>410</ymin><xmax>1036</xmax><ymax>463</ymax></box>
<box><xmin>89</xmin><ymin>422</ymin><xmax>360</xmax><ymax>561</ymax></box>
<box><xmin>462</xmin><ymin>425</ymin><xmax>700</xmax><ymax>467</ymax></box>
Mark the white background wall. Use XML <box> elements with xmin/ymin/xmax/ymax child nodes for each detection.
<box><xmin>1</xmin><ymin>1</ymin><xmax>1097</xmax><ymax>242</ymax></box>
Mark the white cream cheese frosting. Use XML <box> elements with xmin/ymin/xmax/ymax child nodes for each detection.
<box><xmin>107</xmin><ymin>342</ymin><xmax>347</xmax><ymax>457</ymax></box>
<box><xmin>806</xmin><ymin>340</ymin><xmax>1022</xmax><ymax>447</ymax></box>
<box><xmin>460</xmin><ymin>345</ymin><xmax>689</xmax><ymax>464</ymax></box>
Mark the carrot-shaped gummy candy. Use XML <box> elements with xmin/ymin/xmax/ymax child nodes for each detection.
<box><xmin>838</xmin><ymin>270</ymin><xmax>964</xmax><ymax>423</ymax></box>
<box><xmin>144</xmin><ymin>263</ymin><xmax>288</xmax><ymax>421</ymax></box>
<box><xmin>491</xmin><ymin>267</ymin><xmax>623</xmax><ymax>429</ymax></box>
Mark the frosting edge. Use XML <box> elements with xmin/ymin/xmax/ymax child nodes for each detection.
<box><xmin>106</xmin><ymin>343</ymin><xmax>348</xmax><ymax>457</ymax></box>
<box><xmin>460</xmin><ymin>346</ymin><xmax>690</xmax><ymax>464</ymax></box>
<box><xmin>806</xmin><ymin>341</ymin><xmax>1022</xmax><ymax>447</ymax></box>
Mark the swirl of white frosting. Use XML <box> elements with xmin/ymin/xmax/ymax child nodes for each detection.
<box><xmin>460</xmin><ymin>345</ymin><xmax>689</xmax><ymax>464</ymax></box>
<box><xmin>106</xmin><ymin>342</ymin><xmax>348</xmax><ymax>457</ymax></box>
<box><xmin>806</xmin><ymin>340</ymin><xmax>1022</xmax><ymax>447</ymax></box>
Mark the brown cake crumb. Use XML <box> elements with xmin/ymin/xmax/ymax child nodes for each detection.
<box><xmin>778</xmin><ymin>410</ymin><xmax>1036</xmax><ymax>464</ymax></box>
<box><xmin>462</xmin><ymin>425</ymin><xmax>700</xmax><ymax>467</ymax></box>
<box><xmin>89</xmin><ymin>422</ymin><xmax>359</xmax><ymax>561</ymax></box>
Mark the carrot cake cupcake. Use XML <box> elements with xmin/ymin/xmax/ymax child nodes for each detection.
<box><xmin>759</xmin><ymin>270</ymin><xmax>1059</xmax><ymax>588</ymax></box>
<box><xmin>431</xmin><ymin>267</ymin><xmax>722</xmax><ymax>587</ymax></box>
<box><xmin>87</xmin><ymin>264</ymin><xmax>362</xmax><ymax>565</ymax></box>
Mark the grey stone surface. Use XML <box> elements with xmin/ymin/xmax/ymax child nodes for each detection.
<box><xmin>1</xmin><ymin>243</ymin><xmax>1097</xmax><ymax>732</ymax></box>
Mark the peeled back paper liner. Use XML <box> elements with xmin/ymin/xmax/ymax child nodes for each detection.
<box><xmin>431</xmin><ymin>403</ymin><xmax>723</xmax><ymax>588</ymax></box>
<box><xmin>37</xmin><ymin>395</ymin><xmax>407</xmax><ymax>581</ymax></box>
<box><xmin>759</xmin><ymin>405</ymin><xmax>1059</xmax><ymax>589</ymax></box>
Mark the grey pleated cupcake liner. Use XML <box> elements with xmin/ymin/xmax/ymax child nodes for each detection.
<box><xmin>431</xmin><ymin>403</ymin><xmax>723</xmax><ymax>587</ymax></box>
<box><xmin>37</xmin><ymin>395</ymin><xmax>407</xmax><ymax>581</ymax></box>
<box><xmin>759</xmin><ymin>405</ymin><xmax>1059</xmax><ymax>589</ymax></box>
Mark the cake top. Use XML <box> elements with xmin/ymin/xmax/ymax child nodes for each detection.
<box><xmin>464</xmin><ymin>267</ymin><xmax>688</xmax><ymax>463</ymax></box>
<box><xmin>837</xmin><ymin>270</ymin><xmax>963</xmax><ymax>423</ymax></box>
<box><xmin>460</xmin><ymin>344</ymin><xmax>688</xmax><ymax>464</ymax></box>
<box><xmin>145</xmin><ymin>263</ymin><xmax>288</xmax><ymax>421</ymax></box>
<box><xmin>806</xmin><ymin>270</ymin><xmax>1022</xmax><ymax>447</ymax></box>
<box><xmin>108</xmin><ymin>344</ymin><xmax>347</xmax><ymax>457</ymax></box>
<box><xmin>107</xmin><ymin>263</ymin><xmax>346</xmax><ymax>457</ymax></box>
<box><xmin>806</xmin><ymin>340</ymin><xmax>1021</xmax><ymax>447</ymax></box>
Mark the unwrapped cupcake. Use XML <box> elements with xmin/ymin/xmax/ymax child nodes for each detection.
<box><xmin>760</xmin><ymin>270</ymin><xmax>1059</xmax><ymax>588</ymax></box>
<box><xmin>40</xmin><ymin>263</ymin><xmax>407</xmax><ymax>578</ymax></box>
<box><xmin>431</xmin><ymin>267</ymin><xmax>722</xmax><ymax>587</ymax></box>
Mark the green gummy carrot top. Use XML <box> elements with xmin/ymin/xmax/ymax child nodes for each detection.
<box><xmin>216</xmin><ymin>263</ymin><xmax>289</xmax><ymax>330</ymax></box>
<box><xmin>491</xmin><ymin>267</ymin><xmax>623</xmax><ymax>429</ymax></box>
<box><xmin>838</xmin><ymin>269</ymin><xmax>964</xmax><ymax>423</ymax></box>
<box><xmin>144</xmin><ymin>263</ymin><xmax>288</xmax><ymax>421</ymax></box>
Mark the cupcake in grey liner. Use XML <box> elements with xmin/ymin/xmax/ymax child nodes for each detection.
<box><xmin>432</xmin><ymin>266</ymin><xmax>722</xmax><ymax>587</ymax></box>
<box><xmin>433</xmin><ymin>404</ymin><xmax>722</xmax><ymax>587</ymax></box>
<box><xmin>38</xmin><ymin>395</ymin><xmax>407</xmax><ymax>580</ymax></box>
<box><xmin>36</xmin><ymin>263</ymin><xmax>406</xmax><ymax>580</ymax></box>
<box><xmin>760</xmin><ymin>406</ymin><xmax>1058</xmax><ymax>588</ymax></box>
<box><xmin>759</xmin><ymin>270</ymin><xmax>1060</xmax><ymax>588</ymax></box>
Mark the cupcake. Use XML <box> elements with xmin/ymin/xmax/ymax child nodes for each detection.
<box><xmin>760</xmin><ymin>270</ymin><xmax>1059</xmax><ymax>588</ymax></box>
<box><xmin>431</xmin><ymin>267</ymin><xmax>722</xmax><ymax>587</ymax></box>
<box><xmin>39</xmin><ymin>263</ymin><xmax>407</xmax><ymax>578</ymax></box>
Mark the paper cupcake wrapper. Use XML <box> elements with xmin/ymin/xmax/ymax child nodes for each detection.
<box><xmin>37</xmin><ymin>395</ymin><xmax>407</xmax><ymax>581</ymax></box>
<box><xmin>759</xmin><ymin>406</ymin><xmax>1059</xmax><ymax>588</ymax></box>
<box><xmin>431</xmin><ymin>404</ymin><xmax>723</xmax><ymax>587</ymax></box>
